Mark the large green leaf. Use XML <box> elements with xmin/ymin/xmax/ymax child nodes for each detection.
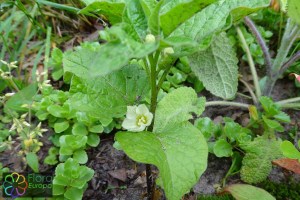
<box><xmin>287</xmin><ymin>0</ymin><xmax>300</xmax><ymax>25</ymax></box>
<box><xmin>167</xmin><ymin>0</ymin><xmax>270</xmax><ymax>44</ymax></box>
<box><xmin>69</xmin><ymin>64</ymin><xmax>150</xmax><ymax>126</ymax></box>
<box><xmin>116</xmin><ymin>87</ymin><xmax>208</xmax><ymax>199</ymax></box>
<box><xmin>79</xmin><ymin>0</ymin><xmax>125</xmax><ymax>24</ymax></box>
<box><xmin>224</xmin><ymin>184</ymin><xmax>275</xmax><ymax>200</ymax></box>
<box><xmin>188</xmin><ymin>32</ymin><xmax>238</xmax><ymax>99</ymax></box>
<box><xmin>160</xmin><ymin>0</ymin><xmax>216</xmax><ymax>36</ymax></box>
<box><xmin>116</xmin><ymin>123</ymin><xmax>208</xmax><ymax>200</ymax></box>
<box><xmin>63</xmin><ymin>40</ymin><xmax>157</xmax><ymax>79</ymax></box>
<box><xmin>139</xmin><ymin>0</ymin><xmax>157</xmax><ymax>18</ymax></box>
<box><xmin>154</xmin><ymin>87</ymin><xmax>205</xmax><ymax>132</ymax></box>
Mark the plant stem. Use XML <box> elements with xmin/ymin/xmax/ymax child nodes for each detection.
<box><xmin>244</xmin><ymin>16</ymin><xmax>272</xmax><ymax>73</ymax></box>
<box><xmin>263</xmin><ymin>19</ymin><xmax>300</xmax><ymax>96</ymax></box>
<box><xmin>278</xmin><ymin>103</ymin><xmax>300</xmax><ymax>109</ymax></box>
<box><xmin>276</xmin><ymin>97</ymin><xmax>300</xmax><ymax>105</ymax></box>
<box><xmin>205</xmin><ymin>101</ymin><xmax>250</xmax><ymax>109</ymax></box>
<box><xmin>236</xmin><ymin>26</ymin><xmax>262</xmax><ymax>99</ymax></box>
<box><xmin>146</xmin><ymin>51</ymin><xmax>161</xmax><ymax>200</ymax></box>
<box><xmin>239</xmin><ymin>79</ymin><xmax>258</xmax><ymax>105</ymax></box>
<box><xmin>279</xmin><ymin>50</ymin><xmax>300</xmax><ymax>74</ymax></box>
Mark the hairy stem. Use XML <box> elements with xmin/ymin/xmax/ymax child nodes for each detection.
<box><xmin>263</xmin><ymin>19</ymin><xmax>300</xmax><ymax>96</ymax></box>
<box><xmin>276</xmin><ymin>97</ymin><xmax>300</xmax><ymax>105</ymax></box>
<box><xmin>236</xmin><ymin>26</ymin><xmax>262</xmax><ymax>99</ymax></box>
<box><xmin>146</xmin><ymin>50</ymin><xmax>161</xmax><ymax>200</ymax></box>
<box><xmin>244</xmin><ymin>16</ymin><xmax>272</xmax><ymax>74</ymax></box>
<box><xmin>279</xmin><ymin>50</ymin><xmax>300</xmax><ymax>74</ymax></box>
<box><xmin>205</xmin><ymin>101</ymin><xmax>250</xmax><ymax>109</ymax></box>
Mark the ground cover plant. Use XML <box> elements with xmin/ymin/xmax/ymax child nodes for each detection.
<box><xmin>0</xmin><ymin>0</ymin><xmax>300</xmax><ymax>200</ymax></box>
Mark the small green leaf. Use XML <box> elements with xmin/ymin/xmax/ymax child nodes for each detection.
<box><xmin>194</xmin><ymin>117</ymin><xmax>220</xmax><ymax>139</ymax></box>
<box><xmin>73</xmin><ymin>150</ymin><xmax>88</xmax><ymax>164</ymax></box>
<box><xmin>281</xmin><ymin>141</ymin><xmax>300</xmax><ymax>159</ymax></box>
<box><xmin>259</xmin><ymin>96</ymin><xmax>280</xmax><ymax>116</ymax></box>
<box><xmin>26</xmin><ymin>152</ymin><xmax>39</xmax><ymax>173</ymax></box>
<box><xmin>64</xmin><ymin>186</ymin><xmax>85</xmax><ymax>200</ymax></box>
<box><xmin>87</xmin><ymin>133</ymin><xmax>100</xmax><ymax>147</ymax></box>
<box><xmin>72</xmin><ymin>123</ymin><xmax>88</xmax><ymax>136</ymax></box>
<box><xmin>52</xmin><ymin>184</ymin><xmax>65</xmax><ymax>195</ymax></box>
<box><xmin>213</xmin><ymin>139</ymin><xmax>233</xmax><ymax>157</ymax></box>
<box><xmin>47</xmin><ymin>105</ymin><xmax>66</xmax><ymax>118</ymax></box>
<box><xmin>262</xmin><ymin>115</ymin><xmax>284</xmax><ymax>132</ymax></box>
<box><xmin>88</xmin><ymin>125</ymin><xmax>103</xmax><ymax>133</ymax></box>
<box><xmin>188</xmin><ymin>32</ymin><xmax>238</xmax><ymax>99</ymax></box>
<box><xmin>273</xmin><ymin>112</ymin><xmax>291</xmax><ymax>123</ymax></box>
<box><xmin>54</xmin><ymin>120</ymin><xmax>70</xmax><ymax>133</ymax></box>
<box><xmin>224</xmin><ymin>184</ymin><xmax>276</xmax><ymax>200</ymax></box>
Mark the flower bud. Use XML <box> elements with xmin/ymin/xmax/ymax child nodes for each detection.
<box><xmin>163</xmin><ymin>47</ymin><xmax>174</xmax><ymax>56</ymax></box>
<box><xmin>145</xmin><ymin>34</ymin><xmax>156</xmax><ymax>43</ymax></box>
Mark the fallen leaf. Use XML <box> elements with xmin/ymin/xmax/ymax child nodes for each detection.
<box><xmin>272</xmin><ymin>158</ymin><xmax>300</xmax><ymax>174</ymax></box>
<box><xmin>108</xmin><ymin>168</ymin><xmax>127</xmax><ymax>182</ymax></box>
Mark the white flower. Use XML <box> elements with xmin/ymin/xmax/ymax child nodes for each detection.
<box><xmin>122</xmin><ymin>104</ymin><xmax>153</xmax><ymax>132</ymax></box>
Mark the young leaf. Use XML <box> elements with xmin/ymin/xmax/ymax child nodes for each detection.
<box><xmin>72</xmin><ymin>123</ymin><xmax>88</xmax><ymax>136</ymax></box>
<box><xmin>223</xmin><ymin>184</ymin><xmax>275</xmax><ymax>200</ymax></box>
<box><xmin>240</xmin><ymin>137</ymin><xmax>283</xmax><ymax>183</ymax></box>
<box><xmin>73</xmin><ymin>150</ymin><xmax>88</xmax><ymax>164</ymax></box>
<box><xmin>160</xmin><ymin>0</ymin><xmax>216</xmax><ymax>36</ymax></box>
<box><xmin>26</xmin><ymin>152</ymin><xmax>39</xmax><ymax>173</ymax></box>
<box><xmin>188</xmin><ymin>32</ymin><xmax>238</xmax><ymax>99</ymax></box>
<box><xmin>116</xmin><ymin>123</ymin><xmax>207</xmax><ymax>200</ymax></box>
<box><xmin>213</xmin><ymin>139</ymin><xmax>233</xmax><ymax>157</ymax></box>
<box><xmin>153</xmin><ymin>87</ymin><xmax>206</xmax><ymax>132</ymax></box>
<box><xmin>87</xmin><ymin>133</ymin><xmax>100</xmax><ymax>147</ymax></box>
<box><xmin>54</xmin><ymin>120</ymin><xmax>70</xmax><ymax>133</ymax></box>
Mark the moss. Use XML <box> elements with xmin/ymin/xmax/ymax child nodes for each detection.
<box><xmin>198</xmin><ymin>195</ymin><xmax>234</xmax><ymax>200</ymax></box>
<box><xmin>259</xmin><ymin>180</ymin><xmax>300</xmax><ymax>200</ymax></box>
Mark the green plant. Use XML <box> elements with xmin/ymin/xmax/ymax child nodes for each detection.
<box><xmin>196</xmin><ymin>96</ymin><xmax>289</xmax><ymax>185</ymax></box>
<box><xmin>43</xmin><ymin>0</ymin><xmax>277</xmax><ymax>199</ymax></box>
<box><xmin>52</xmin><ymin>158</ymin><xmax>94</xmax><ymax>200</ymax></box>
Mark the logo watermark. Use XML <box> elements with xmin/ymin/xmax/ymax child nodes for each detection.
<box><xmin>2</xmin><ymin>172</ymin><xmax>53</xmax><ymax>198</ymax></box>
